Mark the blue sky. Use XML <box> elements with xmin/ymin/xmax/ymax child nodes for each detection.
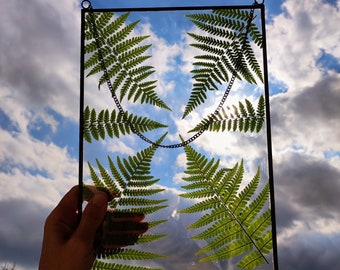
<box><xmin>1</xmin><ymin>0</ymin><xmax>340</xmax><ymax>269</ymax></box>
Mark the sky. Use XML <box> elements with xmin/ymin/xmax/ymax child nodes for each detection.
<box><xmin>0</xmin><ymin>0</ymin><xmax>340</xmax><ymax>269</ymax></box>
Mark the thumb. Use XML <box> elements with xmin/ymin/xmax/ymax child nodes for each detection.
<box><xmin>74</xmin><ymin>192</ymin><xmax>108</xmax><ymax>246</ymax></box>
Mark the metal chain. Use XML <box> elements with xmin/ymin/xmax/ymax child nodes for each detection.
<box><xmin>84</xmin><ymin>2</ymin><xmax>256</xmax><ymax>148</ymax></box>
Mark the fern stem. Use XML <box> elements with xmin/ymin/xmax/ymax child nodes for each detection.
<box><xmin>211</xmin><ymin>186</ymin><xmax>269</xmax><ymax>264</ymax></box>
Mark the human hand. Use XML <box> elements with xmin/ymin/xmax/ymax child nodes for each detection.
<box><xmin>39</xmin><ymin>185</ymin><xmax>149</xmax><ymax>270</ymax></box>
<box><xmin>39</xmin><ymin>185</ymin><xmax>108</xmax><ymax>270</ymax></box>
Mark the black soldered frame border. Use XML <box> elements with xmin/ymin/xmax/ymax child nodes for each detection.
<box><xmin>79</xmin><ymin>3</ymin><xmax>278</xmax><ymax>269</ymax></box>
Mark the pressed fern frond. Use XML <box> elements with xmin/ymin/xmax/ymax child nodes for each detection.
<box><xmin>182</xmin><ymin>9</ymin><xmax>263</xmax><ymax>118</ymax></box>
<box><xmin>189</xmin><ymin>95</ymin><xmax>265</xmax><ymax>134</ymax></box>
<box><xmin>85</xmin><ymin>12</ymin><xmax>171</xmax><ymax>111</ymax></box>
<box><xmin>179</xmin><ymin>144</ymin><xmax>272</xmax><ymax>269</ymax></box>
<box><xmin>88</xmin><ymin>133</ymin><xmax>168</xmax><ymax>212</ymax></box>
<box><xmin>83</xmin><ymin>106</ymin><xmax>167</xmax><ymax>143</ymax></box>
<box><xmin>89</xmin><ymin>133</ymin><xmax>168</xmax><ymax>266</ymax></box>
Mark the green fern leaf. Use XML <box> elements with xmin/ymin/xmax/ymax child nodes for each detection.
<box><xmin>256</xmin><ymin>95</ymin><xmax>265</xmax><ymax>132</ymax></box>
<box><xmin>89</xmin><ymin>108</ymin><xmax>99</xmax><ymax>140</ymax></box>
<box><xmin>188</xmin><ymin>96</ymin><xmax>265</xmax><ymax>135</ymax></box>
<box><xmin>179</xmin><ymin>144</ymin><xmax>272</xmax><ymax>269</ymax></box>
<box><xmin>231</xmin><ymin>166</ymin><xmax>259</xmax><ymax>214</ymax></box>
<box><xmin>88</xmin><ymin>162</ymin><xmax>105</xmax><ymax>188</ymax></box>
<box><xmin>190</xmin><ymin>210</ymin><xmax>235</xmax><ymax>240</ymax></box>
<box><xmin>136</xmin><ymin>234</ymin><xmax>168</xmax><ymax>244</ymax></box>
<box><xmin>83</xmin><ymin>106</ymin><xmax>167</xmax><ymax>142</ymax></box>
<box><xmin>182</xmin><ymin>9</ymin><xmax>263</xmax><ymax>118</ymax></box>
<box><xmin>213</xmin><ymin>8</ymin><xmax>250</xmax><ymax>21</ymax></box>
<box><xmin>87</xmin><ymin>133</ymin><xmax>168</xmax><ymax>262</ymax></box>
<box><xmin>118</xmin><ymin>197</ymin><xmax>167</xmax><ymax>207</ymax></box>
<box><xmin>96</xmin><ymin>158</ymin><xmax>122</xmax><ymax>198</ymax></box>
<box><xmin>147</xmin><ymin>220</ymin><xmax>168</xmax><ymax>229</ymax></box>
<box><xmin>240</xmin><ymin>182</ymin><xmax>270</xmax><ymax>225</ymax></box>
<box><xmin>179</xmin><ymin>197</ymin><xmax>219</xmax><ymax>216</ymax></box>
<box><xmin>249</xmin><ymin>23</ymin><xmax>263</xmax><ymax>48</ymax></box>
<box><xmin>85</xmin><ymin>12</ymin><xmax>171</xmax><ymax>111</ymax></box>
<box><xmin>83</xmin><ymin>106</ymin><xmax>92</xmax><ymax>143</ymax></box>
<box><xmin>123</xmin><ymin>188</ymin><xmax>165</xmax><ymax>197</ymax></box>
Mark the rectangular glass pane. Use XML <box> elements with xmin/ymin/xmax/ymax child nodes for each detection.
<box><xmin>81</xmin><ymin>6</ymin><xmax>275</xmax><ymax>270</ymax></box>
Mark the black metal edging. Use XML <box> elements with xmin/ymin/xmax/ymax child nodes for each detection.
<box><xmin>87</xmin><ymin>4</ymin><xmax>259</xmax><ymax>13</ymax></box>
<box><xmin>260</xmin><ymin>4</ymin><xmax>279</xmax><ymax>270</ymax></box>
<box><xmin>78</xmin><ymin>7</ymin><xmax>86</xmax><ymax>224</ymax></box>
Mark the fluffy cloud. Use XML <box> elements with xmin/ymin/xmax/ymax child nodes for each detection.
<box><xmin>135</xmin><ymin>21</ymin><xmax>182</xmax><ymax>97</ymax></box>
<box><xmin>266</xmin><ymin>0</ymin><xmax>340</xmax><ymax>91</ymax></box>
<box><xmin>271</xmin><ymin>74</ymin><xmax>340</xmax><ymax>154</ymax></box>
<box><xmin>0</xmin><ymin>0</ymin><xmax>80</xmax><ymax>121</ymax></box>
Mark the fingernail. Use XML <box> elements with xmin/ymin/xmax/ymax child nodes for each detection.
<box><xmin>92</xmin><ymin>192</ymin><xmax>108</xmax><ymax>208</ymax></box>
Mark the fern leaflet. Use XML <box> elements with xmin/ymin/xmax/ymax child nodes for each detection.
<box><xmin>102</xmin><ymin>249</ymin><xmax>166</xmax><ymax>260</ymax></box>
<box><xmin>93</xmin><ymin>260</ymin><xmax>162</xmax><ymax>270</ymax></box>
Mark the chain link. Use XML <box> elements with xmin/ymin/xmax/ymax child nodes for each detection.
<box><xmin>85</xmin><ymin>4</ymin><xmax>255</xmax><ymax>148</ymax></box>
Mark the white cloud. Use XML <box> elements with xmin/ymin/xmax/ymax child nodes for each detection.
<box><xmin>135</xmin><ymin>22</ymin><xmax>182</xmax><ymax>96</ymax></box>
<box><xmin>172</xmin><ymin>154</ymin><xmax>187</xmax><ymax>184</ymax></box>
<box><xmin>0</xmin><ymin>87</ymin><xmax>33</xmax><ymax>135</ymax></box>
<box><xmin>0</xmin><ymin>168</ymin><xmax>73</xmax><ymax>208</ymax></box>
<box><xmin>0</xmin><ymin>0</ymin><xmax>81</xmax><ymax>121</ymax></box>
<box><xmin>0</xmin><ymin>129</ymin><xmax>77</xmax><ymax>179</ymax></box>
<box><xmin>271</xmin><ymin>74</ymin><xmax>340</xmax><ymax>157</ymax></box>
<box><xmin>172</xmin><ymin>172</ymin><xmax>187</xmax><ymax>185</ymax></box>
<box><xmin>175</xmin><ymin>152</ymin><xmax>187</xmax><ymax>168</ymax></box>
<box><xmin>105</xmin><ymin>139</ymin><xmax>136</xmax><ymax>156</ymax></box>
<box><xmin>266</xmin><ymin>0</ymin><xmax>340</xmax><ymax>91</ymax></box>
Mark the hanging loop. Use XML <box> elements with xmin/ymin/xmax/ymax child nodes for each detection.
<box><xmin>81</xmin><ymin>0</ymin><xmax>92</xmax><ymax>9</ymax></box>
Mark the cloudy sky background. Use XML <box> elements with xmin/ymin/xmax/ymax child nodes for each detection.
<box><xmin>1</xmin><ymin>0</ymin><xmax>340</xmax><ymax>269</ymax></box>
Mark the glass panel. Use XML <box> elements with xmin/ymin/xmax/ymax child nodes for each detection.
<box><xmin>81</xmin><ymin>6</ymin><xmax>274</xmax><ymax>270</ymax></box>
